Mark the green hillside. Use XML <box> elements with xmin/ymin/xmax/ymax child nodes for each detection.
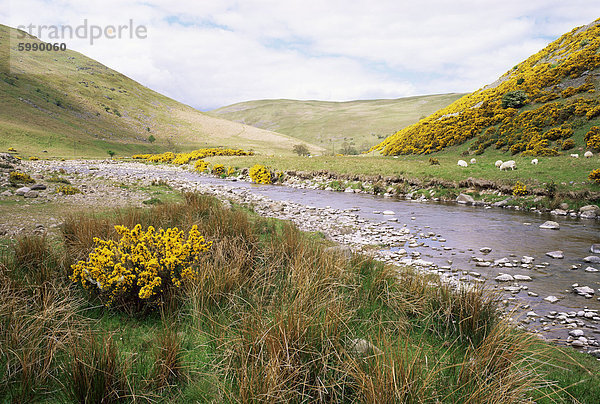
<box><xmin>375</xmin><ymin>19</ymin><xmax>600</xmax><ymax>157</ymax></box>
<box><xmin>209</xmin><ymin>94</ymin><xmax>463</xmax><ymax>153</ymax></box>
<box><xmin>0</xmin><ymin>25</ymin><xmax>320</xmax><ymax>158</ymax></box>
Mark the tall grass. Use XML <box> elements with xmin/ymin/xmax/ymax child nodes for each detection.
<box><xmin>1</xmin><ymin>192</ymin><xmax>593</xmax><ymax>401</ymax></box>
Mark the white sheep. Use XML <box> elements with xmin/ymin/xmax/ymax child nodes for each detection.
<box><xmin>500</xmin><ymin>160</ymin><xmax>516</xmax><ymax>170</ymax></box>
<box><xmin>495</xmin><ymin>160</ymin><xmax>503</xmax><ymax>168</ymax></box>
<box><xmin>584</xmin><ymin>151</ymin><xmax>593</xmax><ymax>158</ymax></box>
<box><xmin>531</xmin><ymin>158</ymin><xmax>538</xmax><ymax>165</ymax></box>
<box><xmin>570</xmin><ymin>153</ymin><xmax>579</xmax><ymax>158</ymax></box>
<box><xmin>457</xmin><ymin>160</ymin><xmax>468</xmax><ymax>167</ymax></box>
<box><xmin>470</xmin><ymin>158</ymin><xmax>477</xmax><ymax>164</ymax></box>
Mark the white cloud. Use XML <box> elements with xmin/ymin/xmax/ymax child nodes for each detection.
<box><xmin>3</xmin><ymin>0</ymin><xmax>600</xmax><ymax>109</ymax></box>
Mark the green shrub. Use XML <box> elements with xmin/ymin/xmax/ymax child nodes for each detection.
<box><xmin>501</xmin><ymin>90</ymin><xmax>527</xmax><ymax>108</ymax></box>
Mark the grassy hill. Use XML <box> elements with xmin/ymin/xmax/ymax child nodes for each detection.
<box><xmin>0</xmin><ymin>25</ymin><xmax>320</xmax><ymax>159</ymax></box>
<box><xmin>209</xmin><ymin>94</ymin><xmax>464</xmax><ymax>153</ymax></box>
<box><xmin>375</xmin><ymin>19</ymin><xmax>600</xmax><ymax>157</ymax></box>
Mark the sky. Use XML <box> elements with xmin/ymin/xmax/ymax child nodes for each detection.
<box><xmin>3</xmin><ymin>1</ymin><xmax>600</xmax><ymax>110</ymax></box>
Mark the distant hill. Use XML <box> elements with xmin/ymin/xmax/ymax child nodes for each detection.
<box><xmin>375</xmin><ymin>19</ymin><xmax>600</xmax><ymax>157</ymax></box>
<box><xmin>209</xmin><ymin>94</ymin><xmax>463</xmax><ymax>153</ymax></box>
<box><xmin>0</xmin><ymin>25</ymin><xmax>319</xmax><ymax>158</ymax></box>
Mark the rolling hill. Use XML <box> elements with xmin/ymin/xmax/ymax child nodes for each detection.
<box><xmin>0</xmin><ymin>24</ymin><xmax>320</xmax><ymax>158</ymax></box>
<box><xmin>375</xmin><ymin>19</ymin><xmax>600</xmax><ymax>157</ymax></box>
<box><xmin>209</xmin><ymin>94</ymin><xmax>464</xmax><ymax>153</ymax></box>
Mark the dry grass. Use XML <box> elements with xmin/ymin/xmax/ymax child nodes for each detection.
<box><xmin>1</xmin><ymin>193</ymin><xmax>593</xmax><ymax>401</ymax></box>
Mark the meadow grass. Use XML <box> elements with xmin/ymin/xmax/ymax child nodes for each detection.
<box><xmin>1</xmin><ymin>193</ymin><xmax>599</xmax><ymax>402</ymax></box>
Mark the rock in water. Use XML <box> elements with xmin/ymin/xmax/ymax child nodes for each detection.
<box><xmin>545</xmin><ymin>250</ymin><xmax>564</xmax><ymax>259</ymax></box>
<box><xmin>495</xmin><ymin>274</ymin><xmax>514</xmax><ymax>282</ymax></box>
<box><xmin>544</xmin><ymin>296</ymin><xmax>559</xmax><ymax>303</ymax></box>
<box><xmin>591</xmin><ymin>244</ymin><xmax>600</xmax><ymax>254</ymax></box>
<box><xmin>584</xmin><ymin>256</ymin><xmax>600</xmax><ymax>264</ymax></box>
<box><xmin>456</xmin><ymin>193</ymin><xmax>475</xmax><ymax>204</ymax></box>
<box><xmin>382</xmin><ymin>210</ymin><xmax>395</xmax><ymax>215</ymax></box>
<box><xmin>539</xmin><ymin>221</ymin><xmax>560</xmax><ymax>230</ymax></box>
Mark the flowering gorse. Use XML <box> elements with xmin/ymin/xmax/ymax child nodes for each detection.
<box><xmin>71</xmin><ymin>224</ymin><xmax>211</xmax><ymax>309</ymax></box>
<box><xmin>249</xmin><ymin>164</ymin><xmax>272</xmax><ymax>184</ymax></box>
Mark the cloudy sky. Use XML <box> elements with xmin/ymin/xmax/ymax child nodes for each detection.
<box><xmin>3</xmin><ymin>1</ymin><xmax>600</xmax><ymax>110</ymax></box>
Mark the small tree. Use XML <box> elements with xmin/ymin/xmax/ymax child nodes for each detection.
<box><xmin>501</xmin><ymin>90</ymin><xmax>528</xmax><ymax>109</ymax></box>
<box><xmin>107</xmin><ymin>150</ymin><xmax>116</xmax><ymax>159</ymax></box>
<box><xmin>148</xmin><ymin>134</ymin><xmax>156</xmax><ymax>144</ymax></box>
<box><xmin>292</xmin><ymin>144</ymin><xmax>310</xmax><ymax>156</ymax></box>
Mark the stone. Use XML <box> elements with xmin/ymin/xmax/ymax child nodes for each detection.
<box><xmin>580</xmin><ymin>205</ymin><xmax>600</xmax><ymax>214</ymax></box>
<box><xmin>382</xmin><ymin>210</ymin><xmax>395</xmax><ymax>215</ymax></box>
<box><xmin>551</xmin><ymin>209</ymin><xmax>568</xmax><ymax>216</ymax></box>
<box><xmin>479</xmin><ymin>247</ymin><xmax>492</xmax><ymax>254</ymax></box>
<box><xmin>559</xmin><ymin>203</ymin><xmax>569</xmax><ymax>210</ymax></box>
<box><xmin>585</xmin><ymin>267</ymin><xmax>599</xmax><ymax>273</ymax></box>
<box><xmin>495</xmin><ymin>274</ymin><xmax>514</xmax><ymax>282</ymax></box>
<box><xmin>584</xmin><ymin>256</ymin><xmax>600</xmax><ymax>264</ymax></box>
<box><xmin>0</xmin><ymin>190</ymin><xmax>11</xmax><ymax>197</ymax></box>
<box><xmin>545</xmin><ymin>250</ymin><xmax>564</xmax><ymax>259</ymax></box>
<box><xmin>269</xmin><ymin>202</ymin><xmax>283</xmax><ymax>212</ymax></box>
<box><xmin>544</xmin><ymin>295</ymin><xmax>559</xmax><ymax>303</ymax></box>
<box><xmin>574</xmin><ymin>286</ymin><xmax>595</xmax><ymax>295</ymax></box>
<box><xmin>570</xmin><ymin>329</ymin><xmax>585</xmax><ymax>337</ymax></box>
<box><xmin>30</xmin><ymin>184</ymin><xmax>47</xmax><ymax>190</ymax></box>
<box><xmin>15</xmin><ymin>187</ymin><xmax>31</xmax><ymax>196</ymax></box>
<box><xmin>24</xmin><ymin>190</ymin><xmax>39</xmax><ymax>198</ymax></box>
<box><xmin>592</xmin><ymin>244</ymin><xmax>600</xmax><ymax>254</ymax></box>
<box><xmin>539</xmin><ymin>221</ymin><xmax>560</xmax><ymax>230</ymax></box>
<box><xmin>456</xmin><ymin>193</ymin><xmax>475</xmax><ymax>204</ymax></box>
<box><xmin>494</xmin><ymin>257</ymin><xmax>510</xmax><ymax>265</ymax></box>
<box><xmin>492</xmin><ymin>198</ymin><xmax>511</xmax><ymax>207</ymax></box>
<box><xmin>514</xmin><ymin>275</ymin><xmax>532</xmax><ymax>281</ymax></box>
<box><xmin>348</xmin><ymin>338</ymin><xmax>382</xmax><ymax>356</ymax></box>
<box><xmin>324</xmin><ymin>245</ymin><xmax>352</xmax><ymax>260</ymax></box>
<box><xmin>521</xmin><ymin>256</ymin><xmax>535</xmax><ymax>264</ymax></box>
<box><xmin>571</xmin><ymin>340</ymin><xmax>585</xmax><ymax>347</ymax></box>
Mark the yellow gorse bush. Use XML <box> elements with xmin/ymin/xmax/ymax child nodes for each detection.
<box><xmin>9</xmin><ymin>171</ymin><xmax>35</xmax><ymax>184</ymax></box>
<box><xmin>132</xmin><ymin>148</ymin><xmax>253</xmax><ymax>165</ymax></box>
<box><xmin>589</xmin><ymin>168</ymin><xmax>600</xmax><ymax>184</ymax></box>
<box><xmin>194</xmin><ymin>159</ymin><xmax>209</xmax><ymax>172</ymax></box>
<box><xmin>71</xmin><ymin>224</ymin><xmax>211</xmax><ymax>309</ymax></box>
<box><xmin>512</xmin><ymin>181</ymin><xmax>528</xmax><ymax>196</ymax></box>
<box><xmin>212</xmin><ymin>164</ymin><xmax>225</xmax><ymax>176</ymax></box>
<box><xmin>249</xmin><ymin>164</ymin><xmax>272</xmax><ymax>184</ymax></box>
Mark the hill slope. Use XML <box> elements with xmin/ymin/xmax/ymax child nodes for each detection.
<box><xmin>0</xmin><ymin>25</ymin><xmax>320</xmax><ymax>158</ymax></box>
<box><xmin>209</xmin><ymin>94</ymin><xmax>463</xmax><ymax>152</ymax></box>
<box><xmin>375</xmin><ymin>19</ymin><xmax>600</xmax><ymax>157</ymax></box>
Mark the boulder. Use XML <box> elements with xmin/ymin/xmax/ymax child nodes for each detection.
<box><xmin>30</xmin><ymin>184</ymin><xmax>47</xmax><ymax>190</ymax></box>
<box><xmin>545</xmin><ymin>250</ymin><xmax>564</xmax><ymax>259</ymax></box>
<box><xmin>456</xmin><ymin>193</ymin><xmax>475</xmax><ymax>204</ymax></box>
<box><xmin>544</xmin><ymin>295</ymin><xmax>559</xmax><ymax>303</ymax></box>
<box><xmin>592</xmin><ymin>244</ymin><xmax>600</xmax><ymax>254</ymax></box>
<box><xmin>580</xmin><ymin>205</ymin><xmax>599</xmax><ymax>219</ymax></box>
<box><xmin>24</xmin><ymin>190</ymin><xmax>39</xmax><ymax>198</ymax></box>
<box><xmin>495</xmin><ymin>274</ymin><xmax>514</xmax><ymax>282</ymax></box>
<box><xmin>492</xmin><ymin>198</ymin><xmax>511</xmax><ymax>207</ymax></box>
<box><xmin>521</xmin><ymin>256</ymin><xmax>535</xmax><ymax>264</ymax></box>
<box><xmin>514</xmin><ymin>274</ymin><xmax>532</xmax><ymax>281</ymax></box>
<box><xmin>348</xmin><ymin>338</ymin><xmax>382</xmax><ymax>356</ymax></box>
<box><xmin>15</xmin><ymin>187</ymin><xmax>31</xmax><ymax>196</ymax></box>
<box><xmin>324</xmin><ymin>245</ymin><xmax>352</xmax><ymax>260</ymax></box>
<box><xmin>539</xmin><ymin>221</ymin><xmax>560</xmax><ymax>230</ymax></box>
<box><xmin>573</xmin><ymin>286</ymin><xmax>595</xmax><ymax>295</ymax></box>
<box><xmin>583</xmin><ymin>256</ymin><xmax>600</xmax><ymax>264</ymax></box>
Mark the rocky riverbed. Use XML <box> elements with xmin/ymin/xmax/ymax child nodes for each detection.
<box><xmin>2</xmin><ymin>157</ymin><xmax>600</xmax><ymax>356</ymax></box>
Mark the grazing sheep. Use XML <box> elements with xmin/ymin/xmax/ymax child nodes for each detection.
<box><xmin>584</xmin><ymin>151</ymin><xmax>593</xmax><ymax>158</ymax></box>
<box><xmin>495</xmin><ymin>160</ymin><xmax>503</xmax><ymax>168</ymax></box>
<box><xmin>470</xmin><ymin>158</ymin><xmax>477</xmax><ymax>164</ymax></box>
<box><xmin>570</xmin><ymin>153</ymin><xmax>579</xmax><ymax>158</ymax></box>
<box><xmin>531</xmin><ymin>158</ymin><xmax>538</xmax><ymax>165</ymax></box>
<box><xmin>457</xmin><ymin>160</ymin><xmax>468</xmax><ymax>167</ymax></box>
<box><xmin>500</xmin><ymin>160</ymin><xmax>517</xmax><ymax>170</ymax></box>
